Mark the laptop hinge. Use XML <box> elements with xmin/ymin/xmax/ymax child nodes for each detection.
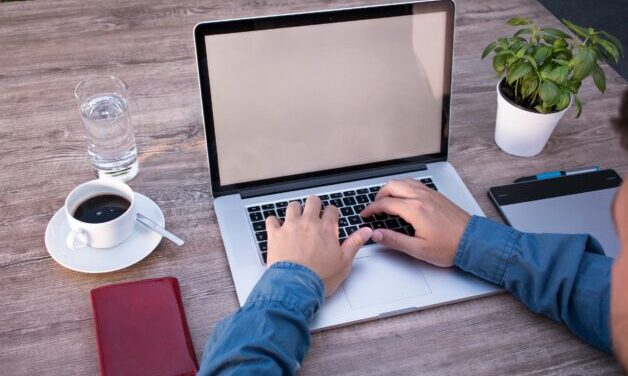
<box><xmin>240</xmin><ymin>162</ymin><xmax>427</xmax><ymax>199</ymax></box>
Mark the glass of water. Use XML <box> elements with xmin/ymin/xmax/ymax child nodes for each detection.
<box><xmin>74</xmin><ymin>76</ymin><xmax>138</xmax><ymax>182</ymax></box>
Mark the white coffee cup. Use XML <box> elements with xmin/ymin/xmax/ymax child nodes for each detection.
<box><xmin>65</xmin><ymin>179</ymin><xmax>137</xmax><ymax>250</ymax></box>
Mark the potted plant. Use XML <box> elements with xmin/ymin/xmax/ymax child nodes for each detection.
<box><xmin>482</xmin><ymin>17</ymin><xmax>624</xmax><ymax>157</ymax></box>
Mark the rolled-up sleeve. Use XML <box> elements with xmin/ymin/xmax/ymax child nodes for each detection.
<box><xmin>198</xmin><ymin>262</ymin><xmax>324</xmax><ymax>376</ymax></box>
<box><xmin>455</xmin><ymin>215</ymin><xmax>613</xmax><ymax>353</ymax></box>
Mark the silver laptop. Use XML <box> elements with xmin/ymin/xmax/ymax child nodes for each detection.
<box><xmin>194</xmin><ymin>0</ymin><xmax>499</xmax><ymax>330</ymax></box>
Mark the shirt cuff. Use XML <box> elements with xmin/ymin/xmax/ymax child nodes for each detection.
<box><xmin>245</xmin><ymin>261</ymin><xmax>325</xmax><ymax>321</ymax></box>
<box><xmin>454</xmin><ymin>215</ymin><xmax>519</xmax><ymax>285</ymax></box>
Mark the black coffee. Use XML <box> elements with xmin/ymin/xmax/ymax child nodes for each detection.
<box><xmin>73</xmin><ymin>194</ymin><xmax>131</xmax><ymax>224</ymax></box>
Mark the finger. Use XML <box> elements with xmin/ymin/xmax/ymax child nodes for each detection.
<box><xmin>302</xmin><ymin>195</ymin><xmax>322</xmax><ymax>219</ymax></box>
<box><xmin>371</xmin><ymin>228</ymin><xmax>426</xmax><ymax>258</ymax></box>
<box><xmin>285</xmin><ymin>200</ymin><xmax>302</xmax><ymax>221</ymax></box>
<box><xmin>321</xmin><ymin>204</ymin><xmax>340</xmax><ymax>224</ymax></box>
<box><xmin>375</xmin><ymin>179</ymin><xmax>422</xmax><ymax>201</ymax></box>
<box><xmin>265</xmin><ymin>216</ymin><xmax>281</xmax><ymax>234</ymax></box>
<box><xmin>360</xmin><ymin>197</ymin><xmax>414</xmax><ymax>218</ymax></box>
<box><xmin>341</xmin><ymin>227</ymin><xmax>373</xmax><ymax>261</ymax></box>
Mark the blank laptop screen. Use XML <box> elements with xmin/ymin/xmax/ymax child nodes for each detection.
<box><xmin>205</xmin><ymin>10</ymin><xmax>448</xmax><ymax>185</ymax></box>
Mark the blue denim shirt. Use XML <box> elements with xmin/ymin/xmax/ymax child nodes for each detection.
<box><xmin>198</xmin><ymin>216</ymin><xmax>613</xmax><ymax>375</ymax></box>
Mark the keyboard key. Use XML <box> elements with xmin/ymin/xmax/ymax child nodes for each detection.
<box><xmin>339</xmin><ymin>228</ymin><xmax>346</xmax><ymax>238</ymax></box>
<box><xmin>261</xmin><ymin>251</ymin><xmax>268</xmax><ymax>263</ymax></box>
<box><xmin>365</xmin><ymin>238</ymin><xmax>375</xmax><ymax>245</ymax></box>
<box><xmin>369</xmin><ymin>186</ymin><xmax>381</xmax><ymax>192</ymax></box>
<box><xmin>357</xmin><ymin>188</ymin><xmax>369</xmax><ymax>194</ymax></box>
<box><xmin>322</xmin><ymin>200</ymin><xmax>329</xmax><ymax>207</ymax></box>
<box><xmin>249</xmin><ymin>212</ymin><xmax>263</xmax><ymax>221</ymax></box>
<box><xmin>248</xmin><ymin>206</ymin><xmax>260</xmax><ymax>213</ymax></box>
<box><xmin>343</xmin><ymin>190</ymin><xmax>356</xmax><ymax>196</ymax></box>
<box><xmin>339</xmin><ymin>218</ymin><xmax>348</xmax><ymax>227</ymax></box>
<box><xmin>420</xmin><ymin>178</ymin><xmax>433</xmax><ymax>184</ymax></box>
<box><xmin>277</xmin><ymin>208</ymin><xmax>286</xmax><ymax>217</ymax></box>
<box><xmin>353</xmin><ymin>204</ymin><xmax>365</xmax><ymax>213</ymax></box>
<box><xmin>368</xmin><ymin>193</ymin><xmax>377</xmax><ymax>201</ymax></box>
<box><xmin>426</xmin><ymin>183</ymin><xmax>437</xmax><ymax>191</ymax></box>
<box><xmin>263</xmin><ymin>210</ymin><xmax>276</xmax><ymax>218</ymax></box>
<box><xmin>398</xmin><ymin>217</ymin><xmax>408</xmax><ymax>226</ymax></box>
<box><xmin>348</xmin><ymin>215</ymin><xmax>362</xmax><ymax>225</ymax></box>
<box><xmin>276</xmin><ymin>201</ymin><xmax>288</xmax><ymax>208</ymax></box>
<box><xmin>372</xmin><ymin>221</ymin><xmax>386</xmax><ymax>229</ymax></box>
<box><xmin>318</xmin><ymin>194</ymin><xmax>329</xmax><ymax>200</ymax></box>
<box><xmin>375</xmin><ymin>213</ymin><xmax>388</xmax><ymax>220</ymax></box>
<box><xmin>252</xmin><ymin>221</ymin><xmax>265</xmax><ymax>231</ymax></box>
<box><xmin>329</xmin><ymin>198</ymin><xmax>343</xmax><ymax>207</ymax></box>
<box><xmin>385</xmin><ymin>218</ymin><xmax>399</xmax><ymax>228</ymax></box>
<box><xmin>343</xmin><ymin>197</ymin><xmax>356</xmax><ymax>206</ymax></box>
<box><xmin>339</xmin><ymin>237</ymin><xmax>346</xmax><ymax>244</ymax></box>
<box><xmin>405</xmin><ymin>226</ymin><xmax>415</xmax><ymax>236</ymax></box>
<box><xmin>262</xmin><ymin>203</ymin><xmax>275</xmax><ymax>210</ymax></box>
<box><xmin>356</xmin><ymin>195</ymin><xmax>369</xmax><ymax>204</ymax></box>
<box><xmin>359</xmin><ymin>223</ymin><xmax>371</xmax><ymax>229</ymax></box>
<box><xmin>330</xmin><ymin>192</ymin><xmax>343</xmax><ymax>198</ymax></box>
<box><xmin>255</xmin><ymin>231</ymin><xmax>267</xmax><ymax>241</ymax></box>
<box><xmin>363</xmin><ymin>215</ymin><xmax>376</xmax><ymax>222</ymax></box>
<box><xmin>340</xmin><ymin>207</ymin><xmax>354</xmax><ymax>216</ymax></box>
<box><xmin>345</xmin><ymin>226</ymin><xmax>358</xmax><ymax>235</ymax></box>
<box><xmin>259</xmin><ymin>241</ymin><xmax>268</xmax><ymax>252</ymax></box>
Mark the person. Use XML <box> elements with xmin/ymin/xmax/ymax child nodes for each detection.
<box><xmin>198</xmin><ymin>90</ymin><xmax>628</xmax><ymax>375</ymax></box>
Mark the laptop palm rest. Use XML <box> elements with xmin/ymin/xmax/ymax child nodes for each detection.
<box><xmin>341</xmin><ymin>250</ymin><xmax>432</xmax><ymax>309</ymax></box>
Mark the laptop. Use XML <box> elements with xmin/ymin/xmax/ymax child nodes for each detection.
<box><xmin>194</xmin><ymin>0</ymin><xmax>499</xmax><ymax>330</ymax></box>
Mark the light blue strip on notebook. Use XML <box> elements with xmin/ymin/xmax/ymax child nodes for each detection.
<box><xmin>536</xmin><ymin>171</ymin><xmax>562</xmax><ymax>180</ymax></box>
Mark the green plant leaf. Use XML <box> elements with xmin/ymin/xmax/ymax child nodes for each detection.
<box><xmin>573</xmin><ymin>95</ymin><xmax>582</xmax><ymax>118</ymax></box>
<box><xmin>565</xmin><ymin>78</ymin><xmax>582</xmax><ymax>94</ymax></box>
<box><xmin>591</xmin><ymin>63</ymin><xmax>606</xmax><ymax>92</ymax></box>
<box><xmin>572</xmin><ymin>46</ymin><xmax>597</xmax><ymax>80</ymax></box>
<box><xmin>541</xmin><ymin>27</ymin><xmax>572</xmax><ymax>39</ymax></box>
<box><xmin>534</xmin><ymin>104</ymin><xmax>546</xmax><ymax>113</ymax></box>
<box><xmin>533</xmin><ymin>46</ymin><xmax>552</xmax><ymax>65</ymax></box>
<box><xmin>507</xmin><ymin>62</ymin><xmax>533</xmax><ymax>84</ymax></box>
<box><xmin>521</xmin><ymin>75</ymin><xmax>539</xmax><ymax>98</ymax></box>
<box><xmin>553</xmin><ymin>39</ymin><xmax>568</xmax><ymax>48</ymax></box>
<box><xmin>514</xmin><ymin>28</ymin><xmax>532</xmax><ymax>38</ymax></box>
<box><xmin>600</xmin><ymin>30</ymin><xmax>625</xmax><ymax>56</ymax></box>
<box><xmin>556</xmin><ymin>91</ymin><xmax>571</xmax><ymax>111</ymax></box>
<box><xmin>515</xmin><ymin>46</ymin><xmax>527</xmax><ymax>58</ymax></box>
<box><xmin>507</xmin><ymin>17</ymin><xmax>533</xmax><ymax>26</ymax></box>
<box><xmin>598</xmin><ymin>39</ymin><xmax>620</xmax><ymax>63</ymax></box>
<box><xmin>481</xmin><ymin>41</ymin><xmax>497</xmax><ymax>59</ymax></box>
<box><xmin>552</xmin><ymin>58</ymin><xmax>570</xmax><ymax>66</ymax></box>
<box><xmin>547</xmin><ymin>65</ymin><xmax>569</xmax><ymax>84</ymax></box>
<box><xmin>562</xmin><ymin>19</ymin><xmax>589</xmax><ymax>39</ymax></box>
<box><xmin>539</xmin><ymin>80</ymin><xmax>559</xmax><ymax>106</ymax></box>
<box><xmin>493</xmin><ymin>54</ymin><xmax>507</xmax><ymax>74</ymax></box>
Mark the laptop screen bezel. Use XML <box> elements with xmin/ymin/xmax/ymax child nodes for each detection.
<box><xmin>194</xmin><ymin>1</ymin><xmax>455</xmax><ymax>197</ymax></box>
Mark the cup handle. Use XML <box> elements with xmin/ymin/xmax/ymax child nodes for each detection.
<box><xmin>67</xmin><ymin>229</ymin><xmax>89</xmax><ymax>250</ymax></box>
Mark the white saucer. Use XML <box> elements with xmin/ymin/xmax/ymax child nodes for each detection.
<box><xmin>45</xmin><ymin>193</ymin><xmax>164</xmax><ymax>273</ymax></box>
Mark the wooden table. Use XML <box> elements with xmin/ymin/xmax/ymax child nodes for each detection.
<box><xmin>1</xmin><ymin>0</ymin><xmax>626</xmax><ymax>374</ymax></box>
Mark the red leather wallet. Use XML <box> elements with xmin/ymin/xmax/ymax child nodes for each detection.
<box><xmin>90</xmin><ymin>277</ymin><xmax>198</xmax><ymax>376</ymax></box>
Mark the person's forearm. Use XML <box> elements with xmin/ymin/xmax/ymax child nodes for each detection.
<box><xmin>455</xmin><ymin>215</ymin><xmax>613</xmax><ymax>353</ymax></box>
<box><xmin>198</xmin><ymin>262</ymin><xmax>324</xmax><ymax>376</ymax></box>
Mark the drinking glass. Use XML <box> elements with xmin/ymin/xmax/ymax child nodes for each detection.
<box><xmin>74</xmin><ymin>76</ymin><xmax>138</xmax><ymax>182</ymax></box>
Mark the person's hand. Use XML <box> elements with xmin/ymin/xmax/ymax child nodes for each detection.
<box><xmin>360</xmin><ymin>179</ymin><xmax>470</xmax><ymax>267</ymax></box>
<box><xmin>266</xmin><ymin>195</ymin><xmax>373</xmax><ymax>296</ymax></box>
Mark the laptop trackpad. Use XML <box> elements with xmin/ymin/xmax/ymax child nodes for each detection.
<box><xmin>342</xmin><ymin>252</ymin><xmax>432</xmax><ymax>309</ymax></box>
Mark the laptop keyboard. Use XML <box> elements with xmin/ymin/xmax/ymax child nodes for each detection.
<box><xmin>247</xmin><ymin>177</ymin><xmax>438</xmax><ymax>264</ymax></box>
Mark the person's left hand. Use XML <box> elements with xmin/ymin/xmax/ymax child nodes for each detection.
<box><xmin>266</xmin><ymin>195</ymin><xmax>373</xmax><ymax>296</ymax></box>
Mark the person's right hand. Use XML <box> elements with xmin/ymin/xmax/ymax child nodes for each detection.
<box><xmin>359</xmin><ymin>179</ymin><xmax>471</xmax><ymax>267</ymax></box>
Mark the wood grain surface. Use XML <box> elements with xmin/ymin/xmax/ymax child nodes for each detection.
<box><xmin>1</xmin><ymin>0</ymin><xmax>627</xmax><ymax>375</ymax></box>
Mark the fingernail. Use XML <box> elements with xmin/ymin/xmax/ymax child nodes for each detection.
<box><xmin>372</xmin><ymin>230</ymin><xmax>383</xmax><ymax>242</ymax></box>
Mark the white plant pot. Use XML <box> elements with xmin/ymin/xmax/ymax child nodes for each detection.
<box><xmin>494</xmin><ymin>80</ymin><xmax>571</xmax><ymax>157</ymax></box>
